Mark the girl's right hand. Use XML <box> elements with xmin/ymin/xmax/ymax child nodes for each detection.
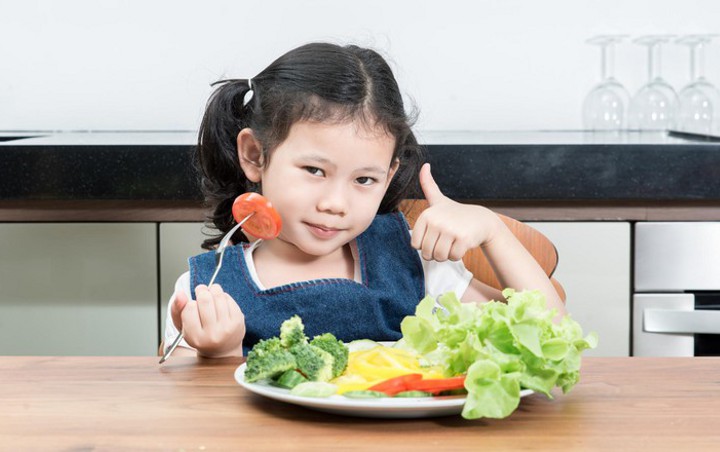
<box><xmin>412</xmin><ymin>163</ymin><xmax>503</xmax><ymax>261</ymax></box>
<box><xmin>171</xmin><ymin>284</ymin><xmax>246</xmax><ymax>358</ymax></box>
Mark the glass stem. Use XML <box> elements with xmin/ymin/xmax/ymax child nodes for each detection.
<box><xmin>601</xmin><ymin>44</ymin><xmax>615</xmax><ymax>80</ymax></box>
<box><xmin>693</xmin><ymin>43</ymin><xmax>705</xmax><ymax>80</ymax></box>
<box><xmin>648</xmin><ymin>44</ymin><xmax>661</xmax><ymax>82</ymax></box>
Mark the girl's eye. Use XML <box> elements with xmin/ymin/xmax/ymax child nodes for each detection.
<box><xmin>303</xmin><ymin>166</ymin><xmax>325</xmax><ymax>177</ymax></box>
<box><xmin>356</xmin><ymin>176</ymin><xmax>377</xmax><ymax>186</ymax></box>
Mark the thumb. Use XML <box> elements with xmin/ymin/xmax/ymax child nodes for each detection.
<box><xmin>419</xmin><ymin>163</ymin><xmax>445</xmax><ymax>205</ymax></box>
<box><xmin>171</xmin><ymin>289</ymin><xmax>190</xmax><ymax>331</ymax></box>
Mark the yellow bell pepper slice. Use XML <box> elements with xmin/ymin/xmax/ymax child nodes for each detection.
<box><xmin>333</xmin><ymin>345</ymin><xmax>444</xmax><ymax>393</ymax></box>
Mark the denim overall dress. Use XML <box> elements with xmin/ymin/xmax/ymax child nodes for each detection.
<box><xmin>188</xmin><ymin>212</ymin><xmax>425</xmax><ymax>354</ymax></box>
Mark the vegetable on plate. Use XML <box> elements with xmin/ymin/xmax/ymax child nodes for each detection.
<box><xmin>332</xmin><ymin>345</ymin><xmax>444</xmax><ymax>394</ymax></box>
<box><xmin>243</xmin><ymin>316</ymin><xmax>348</xmax><ymax>387</ymax></box>
<box><xmin>400</xmin><ymin>289</ymin><xmax>598</xmax><ymax>419</ymax></box>
<box><xmin>366</xmin><ymin>373</ymin><xmax>466</xmax><ymax>396</ymax></box>
<box><xmin>242</xmin><ymin>289</ymin><xmax>597</xmax><ymax>421</ymax></box>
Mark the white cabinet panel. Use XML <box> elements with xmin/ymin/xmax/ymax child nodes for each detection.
<box><xmin>529</xmin><ymin>222</ymin><xmax>631</xmax><ymax>357</ymax></box>
<box><xmin>0</xmin><ymin>223</ymin><xmax>157</xmax><ymax>355</ymax></box>
<box><xmin>158</xmin><ymin>222</ymin><xmax>206</xmax><ymax>340</ymax></box>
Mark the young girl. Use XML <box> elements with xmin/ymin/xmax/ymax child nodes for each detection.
<box><xmin>164</xmin><ymin>42</ymin><xmax>566</xmax><ymax>359</ymax></box>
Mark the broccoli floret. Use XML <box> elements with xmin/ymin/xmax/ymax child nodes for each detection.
<box><xmin>250</xmin><ymin>337</ymin><xmax>283</xmax><ymax>355</ymax></box>
<box><xmin>244</xmin><ymin>317</ymin><xmax>343</xmax><ymax>384</ymax></box>
<box><xmin>310</xmin><ymin>333</ymin><xmax>349</xmax><ymax>378</ymax></box>
<box><xmin>289</xmin><ymin>343</ymin><xmax>334</xmax><ymax>382</ymax></box>
<box><xmin>280</xmin><ymin>315</ymin><xmax>308</xmax><ymax>348</ymax></box>
<box><xmin>244</xmin><ymin>338</ymin><xmax>297</xmax><ymax>383</ymax></box>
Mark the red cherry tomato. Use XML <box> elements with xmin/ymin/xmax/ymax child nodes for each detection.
<box><xmin>231</xmin><ymin>192</ymin><xmax>282</xmax><ymax>240</ymax></box>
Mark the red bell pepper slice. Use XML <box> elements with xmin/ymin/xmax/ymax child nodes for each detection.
<box><xmin>404</xmin><ymin>376</ymin><xmax>466</xmax><ymax>394</ymax></box>
<box><xmin>367</xmin><ymin>374</ymin><xmax>423</xmax><ymax>396</ymax></box>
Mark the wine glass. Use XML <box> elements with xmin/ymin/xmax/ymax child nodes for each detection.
<box><xmin>628</xmin><ymin>35</ymin><xmax>679</xmax><ymax>131</ymax></box>
<box><xmin>676</xmin><ymin>34</ymin><xmax>720</xmax><ymax>135</ymax></box>
<box><xmin>582</xmin><ymin>35</ymin><xmax>631</xmax><ymax>130</ymax></box>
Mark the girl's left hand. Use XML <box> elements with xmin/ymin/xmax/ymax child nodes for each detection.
<box><xmin>411</xmin><ymin>163</ymin><xmax>503</xmax><ymax>262</ymax></box>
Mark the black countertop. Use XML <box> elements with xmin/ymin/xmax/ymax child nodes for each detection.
<box><xmin>2</xmin><ymin>130</ymin><xmax>720</xmax><ymax>202</ymax></box>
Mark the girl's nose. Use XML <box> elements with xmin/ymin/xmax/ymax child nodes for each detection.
<box><xmin>316</xmin><ymin>187</ymin><xmax>349</xmax><ymax>216</ymax></box>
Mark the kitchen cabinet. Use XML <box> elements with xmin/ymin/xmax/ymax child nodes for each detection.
<box><xmin>0</xmin><ymin>223</ymin><xmax>157</xmax><ymax>355</ymax></box>
<box><xmin>158</xmin><ymin>222</ymin><xmax>206</xmax><ymax>339</ymax></box>
<box><xmin>0</xmin><ymin>221</ymin><xmax>630</xmax><ymax>357</ymax></box>
<box><xmin>529</xmin><ymin>222</ymin><xmax>631</xmax><ymax>357</ymax></box>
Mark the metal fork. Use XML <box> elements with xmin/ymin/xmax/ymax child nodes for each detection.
<box><xmin>158</xmin><ymin>213</ymin><xmax>254</xmax><ymax>364</ymax></box>
<box><xmin>433</xmin><ymin>299</ymin><xmax>450</xmax><ymax>315</ymax></box>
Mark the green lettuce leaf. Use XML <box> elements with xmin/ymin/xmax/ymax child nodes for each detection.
<box><xmin>400</xmin><ymin>289</ymin><xmax>598</xmax><ymax>419</ymax></box>
<box><xmin>462</xmin><ymin>360</ymin><xmax>521</xmax><ymax>419</ymax></box>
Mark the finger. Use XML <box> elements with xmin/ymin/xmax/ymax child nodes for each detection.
<box><xmin>195</xmin><ymin>285</ymin><xmax>218</xmax><ymax>329</ymax></box>
<box><xmin>410</xmin><ymin>216</ymin><xmax>428</xmax><ymax>250</ymax></box>
<box><xmin>224</xmin><ymin>292</ymin><xmax>244</xmax><ymax>322</ymax></box>
<box><xmin>229</xmin><ymin>295</ymin><xmax>245</xmax><ymax>323</ymax></box>
<box><xmin>419</xmin><ymin>163</ymin><xmax>445</xmax><ymax>206</ymax></box>
<box><xmin>231</xmin><ymin>297</ymin><xmax>246</xmax><ymax>343</ymax></box>
<box><xmin>448</xmin><ymin>240</ymin><xmax>468</xmax><ymax>261</ymax></box>
<box><xmin>180</xmin><ymin>299</ymin><xmax>201</xmax><ymax>340</ymax></box>
<box><xmin>432</xmin><ymin>235</ymin><xmax>454</xmax><ymax>262</ymax></box>
<box><xmin>209</xmin><ymin>284</ymin><xmax>227</xmax><ymax>322</ymax></box>
<box><xmin>171</xmin><ymin>290</ymin><xmax>190</xmax><ymax>331</ymax></box>
<box><xmin>213</xmin><ymin>288</ymin><xmax>231</xmax><ymax>323</ymax></box>
<box><xmin>420</xmin><ymin>226</ymin><xmax>441</xmax><ymax>261</ymax></box>
<box><xmin>208</xmin><ymin>283</ymin><xmax>223</xmax><ymax>293</ymax></box>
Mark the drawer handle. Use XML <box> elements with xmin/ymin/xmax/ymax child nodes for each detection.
<box><xmin>644</xmin><ymin>309</ymin><xmax>720</xmax><ymax>334</ymax></box>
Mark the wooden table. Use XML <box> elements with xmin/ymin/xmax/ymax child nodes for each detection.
<box><xmin>1</xmin><ymin>357</ymin><xmax>718</xmax><ymax>451</ymax></box>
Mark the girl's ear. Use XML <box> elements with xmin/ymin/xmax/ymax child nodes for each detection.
<box><xmin>237</xmin><ymin>128</ymin><xmax>264</xmax><ymax>183</ymax></box>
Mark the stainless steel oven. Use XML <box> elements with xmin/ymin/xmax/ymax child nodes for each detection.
<box><xmin>634</xmin><ymin>223</ymin><xmax>720</xmax><ymax>356</ymax></box>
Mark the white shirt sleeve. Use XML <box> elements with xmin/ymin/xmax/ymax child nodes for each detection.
<box><xmin>163</xmin><ymin>271</ymin><xmax>195</xmax><ymax>353</ymax></box>
<box><xmin>408</xmin><ymin>229</ymin><xmax>473</xmax><ymax>299</ymax></box>
<box><xmin>420</xmin><ymin>252</ymin><xmax>473</xmax><ymax>299</ymax></box>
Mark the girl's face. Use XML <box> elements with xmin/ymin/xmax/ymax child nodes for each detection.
<box><xmin>242</xmin><ymin>120</ymin><xmax>398</xmax><ymax>258</ymax></box>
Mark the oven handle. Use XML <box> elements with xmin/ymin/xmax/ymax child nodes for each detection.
<box><xmin>644</xmin><ymin>309</ymin><xmax>720</xmax><ymax>334</ymax></box>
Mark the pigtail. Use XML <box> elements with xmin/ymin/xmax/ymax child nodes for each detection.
<box><xmin>195</xmin><ymin>79</ymin><xmax>255</xmax><ymax>249</ymax></box>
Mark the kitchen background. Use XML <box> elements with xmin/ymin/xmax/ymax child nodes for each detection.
<box><xmin>2</xmin><ymin>0</ymin><xmax>720</xmax><ymax>132</ymax></box>
<box><xmin>3</xmin><ymin>1</ymin><xmax>720</xmax><ymax>359</ymax></box>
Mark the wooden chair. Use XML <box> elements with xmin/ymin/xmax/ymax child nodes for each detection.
<box><xmin>400</xmin><ymin>200</ymin><xmax>566</xmax><ymax>302</ymax></box>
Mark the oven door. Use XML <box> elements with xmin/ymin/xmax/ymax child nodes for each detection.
<box><xmin>633</xmin><ymin>293</ymin><xmax>720</xmax><ymax>356</ymax></box>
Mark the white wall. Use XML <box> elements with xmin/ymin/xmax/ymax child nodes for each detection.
<box><xmin>2</xmin><ymin>0</ymin><xmax>719</xmax><ymax>132</ymax></box>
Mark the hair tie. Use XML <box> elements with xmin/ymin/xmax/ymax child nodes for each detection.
<box><xmin>243</xmin><ymin>78</ymin><xmax>255</xmax><ymax>106</ymax></box>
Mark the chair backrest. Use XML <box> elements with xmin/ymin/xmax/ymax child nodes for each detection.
<box><xmin>400</xmin><ymin>200</ymin><xmax>566</xmax><ymax>302</ymax></box>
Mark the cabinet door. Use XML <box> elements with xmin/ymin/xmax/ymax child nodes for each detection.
<box><xmin>158</xmin><ymin>222</ymin><xmax>206</xmax><ymax>340</ymax></box>
<box><xmin>0</xmin><ymin>223</ymin><xmax>157</xmax><ymax>355</ymax></box>
<box><xmin>529</xmin><ymin>222</ymin><xmax>631</xmax><ymax>357</ymax></box>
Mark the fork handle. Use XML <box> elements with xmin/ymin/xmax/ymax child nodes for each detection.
<box><xmin>158</xmin><ymin>331</ymin><xmax>184</xmax><ymax>364</ymax></box>
<box><xmin>159</xmin><ymin>213</ymin><xmax>254</xmax><ymax>364</ymax></box>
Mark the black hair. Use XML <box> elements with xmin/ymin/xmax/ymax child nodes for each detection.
<box><xmin>195</xmin><ymin>42</ymin><xmax>427</xmax><ymax>249</ymax></box>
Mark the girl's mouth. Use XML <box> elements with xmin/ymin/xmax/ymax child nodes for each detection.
<box><xmin>305</xmin><ymin>222</ymin><xmax>342</xmax><ymax>239</ymax></box>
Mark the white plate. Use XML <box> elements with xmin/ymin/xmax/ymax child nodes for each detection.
<box><xmin>234</xmin><ymin>363</ymin><xmax>533</xmax><ymax>419</ymax></box>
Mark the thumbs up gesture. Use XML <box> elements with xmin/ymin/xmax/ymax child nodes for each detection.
<box><xmin>410</xmin><ymin>163</ymin><xmax>502</xmax><ymax>262</ymax></box>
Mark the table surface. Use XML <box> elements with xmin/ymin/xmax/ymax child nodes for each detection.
<box><xmin>1</xmin><ymin>356</ymin><xmax>718</xmax><ymax>451</ymax></box>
